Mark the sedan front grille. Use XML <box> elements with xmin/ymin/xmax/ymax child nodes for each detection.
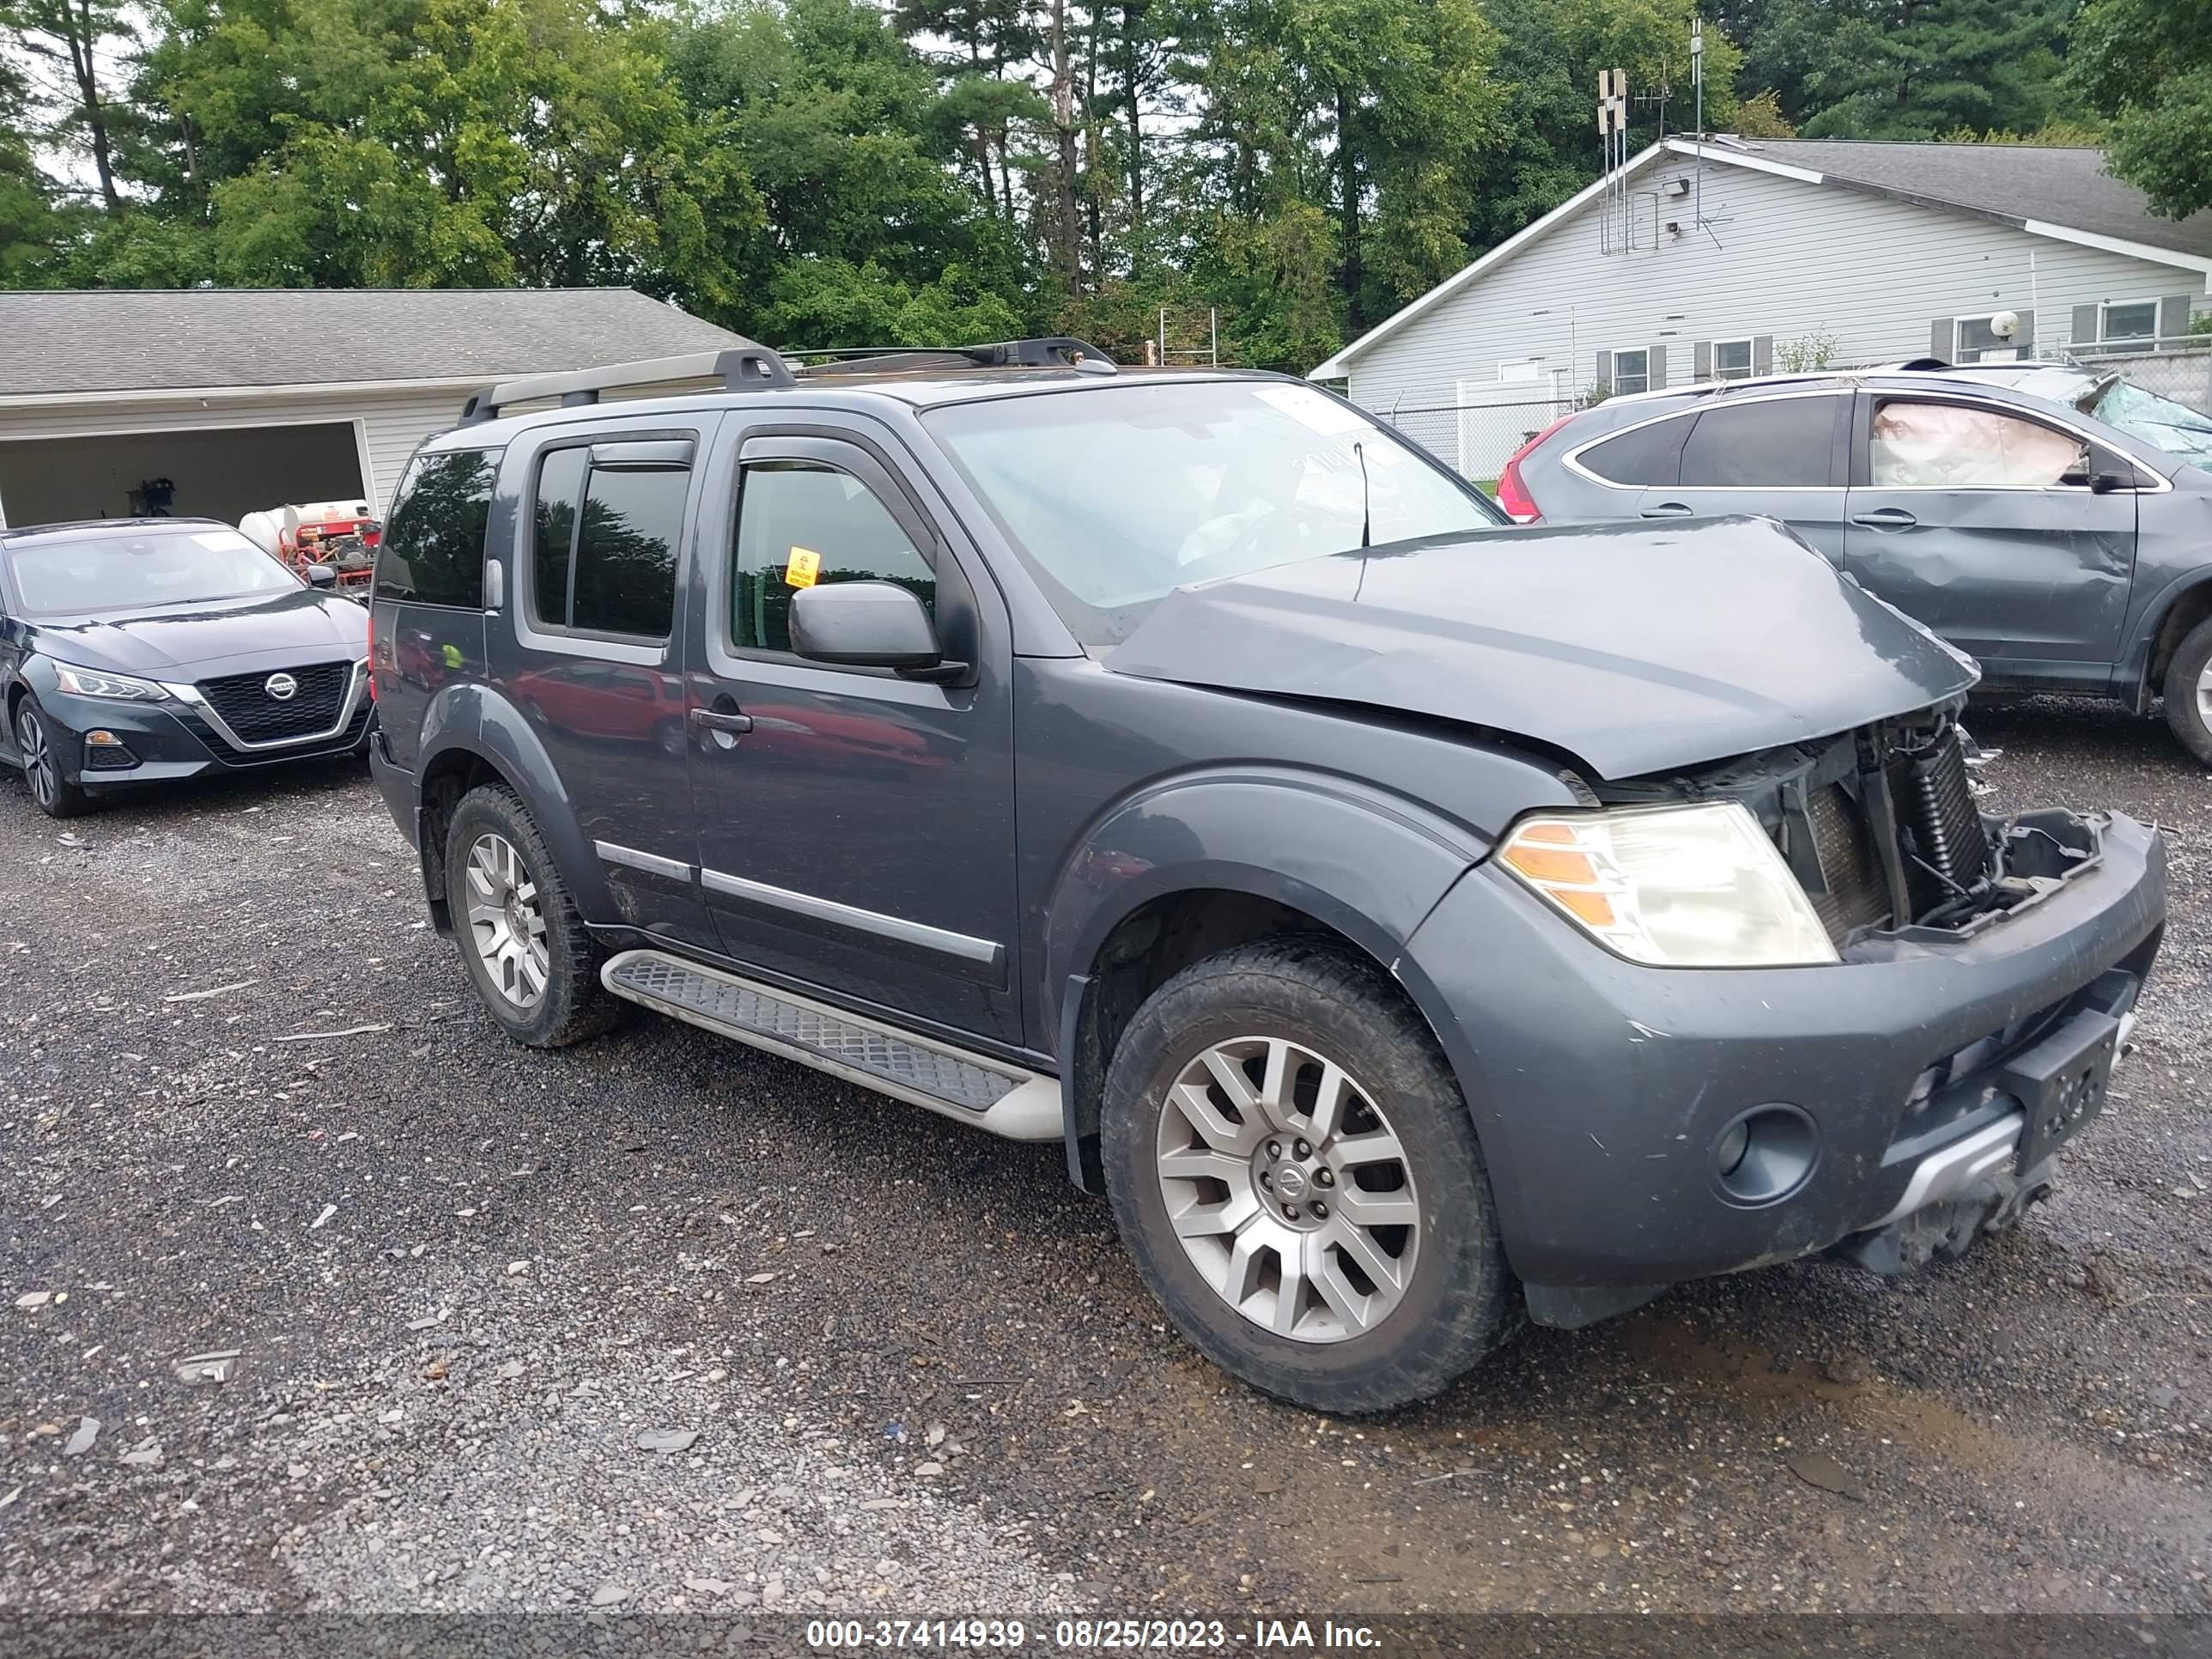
<box><xmin>197</xmin><ymin>661</ymin><xmax>351</xmax><ymax>743</ymax></box>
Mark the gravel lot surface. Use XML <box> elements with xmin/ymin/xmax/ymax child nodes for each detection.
<box><xmin>2</xmin><ymin>700</ymin><xmax>2208</xmax><ymax>1620</ymax></box>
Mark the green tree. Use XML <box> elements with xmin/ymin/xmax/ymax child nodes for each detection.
<box><xmin>1728</xmin><ymin>0</ymin><xmax>2079</xmax><ymax>140</ymax></box>
<box><xmin>0</xmin><ymin>53</ymin><xmax>64</xmax><ymax>283</ymax></box>
<box><xmin>675</xmin><ymin>0</ymin><xmax>1029</xmax><ymax>336</ymax></box>
<box><xmin>2071</xmin><ymin>0</ymin><xmax>2212</xmax><ymax>218</ymax></box>
<box><xmin>0</xmin><ymin>0</ymin><xmax>139</xmax><ymax>210</ymax></box>
<box><xmin>125</xmin><ymin>0</ymin><xmax>762</xmax><ymax>300</ymax></box>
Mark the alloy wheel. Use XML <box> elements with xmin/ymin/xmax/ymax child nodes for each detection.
<box><xmin>1153</xmin><ymin>1036</ymin><xmax>1421</xmax><ymax>1344</ymax></box>
<box><xmin>2196</xmin><ymin>659</ymin><xmax>2212</xmax><ymax>729</ymax></box>
<box><xmin>17</xmin><ymin>706</ymin><xmax>57</xmax><ymax>811</ymax></box>
<box><xmin>463</xmin><ymin>831</ymin><xmax>550</xmax><ymax>1010</ymax></box>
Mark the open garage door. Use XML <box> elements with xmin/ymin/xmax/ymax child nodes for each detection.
<box><xmin>0</xmin><ymin>421</ymin><xmax>366</xmax><ymax>531</ymax></box>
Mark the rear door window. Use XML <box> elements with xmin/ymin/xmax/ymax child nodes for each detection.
<box><xmin>527</xmin><ymin>440</ymin><xmax>692</xmax><ymax>642</ymax></box>
<box><xmin>1679</xmin><ymin>396</ymin><xmax>1842</xmax><ymax>488</ymax></box>
<box><xmin>374</xmin><ymin>449</ymin><xmax>497</xmax><ymax>607</ymax></box>
<box><xmin>1577</xmin><ymin>414</ymin><xmax>1694</xmax><ymax>487</ymax></box>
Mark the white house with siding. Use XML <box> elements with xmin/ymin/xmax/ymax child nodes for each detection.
<box><xmin>0</xmin><ymin>289</ymin><xmax>748</xmax><ymax>529</ymax></box>
<box><xmin>1310</xmin><ymin>138</ymin><xmax>2212</xmax><ymax>479</ymax></box>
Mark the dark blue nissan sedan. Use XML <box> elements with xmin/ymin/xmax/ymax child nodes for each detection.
<box><xmin>1</xmin><ymin>517</ymin><xmax>371</xmax><ymax>817</ymax></box>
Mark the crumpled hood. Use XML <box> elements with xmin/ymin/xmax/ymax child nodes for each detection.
<box><xmin>1106</xmin><ymin>515</ymin><xmax>1978</xmax><ymax>779</ymax></box>
<box><xmin>30</xmin><ymin>586</ymin><xmax>368</xmax><ymax>677</ymax></box>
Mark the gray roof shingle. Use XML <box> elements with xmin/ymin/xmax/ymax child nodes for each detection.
<box><xmin>0</xmin><ymin>287</ymin><xmax>752</xmax><ymax>398</ymax></box>
<box><xmin>1735</xmin><ymin>140</ymin><xmax>2212</xmax><ymax>260</ymax></box>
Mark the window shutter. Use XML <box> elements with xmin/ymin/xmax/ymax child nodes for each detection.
<box><xmin>1931</xmin><ymin>318</ymin><xmax>1955</xmax><ymax>362</ymax></box>
<box><xmin>1693</xmin><ymin>342</ymin><xmax>1712</xmax><ymax>380</ymax></box>
<box><xmin>2070</xmin><ymin>304</ymin><xmax>2100</xmax><ymax>348</ymax></box>
<box><xmin>1753</xmin><ymin>335</ymin><xmax>1774</xmax><ymax>375</ymax></box>
<box><xmin>1649</xmin><ymin>344</ymin><xmax>1667</xmax><ymax>390</ymax></box>
<box><xmin>2160</xmin><ymin>295</ymin><xmax>2193</xmax><ymax>344</ymax></box>
<box><xmin>1595</xmin><ymin>349</ymin><xmax>1613</xmax><ymax>392</ymax></box>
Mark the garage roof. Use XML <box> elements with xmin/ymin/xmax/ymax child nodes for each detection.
<box><xmin>0</xmin><ymin>287</ymin><xmax>750</xmax><ymax>398</ymax></box>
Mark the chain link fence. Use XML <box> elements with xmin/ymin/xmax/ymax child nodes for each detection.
<box><xmin>1376</xmin><ymin>396</ymin><xmax>1580</xmax><ymax>485</ymax></box>
<box><xmin>2063</xmin><ymin>341</ymin><xmax>2212</xmax><ymax>414</ymax></box>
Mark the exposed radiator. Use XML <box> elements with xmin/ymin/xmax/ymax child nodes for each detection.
<box><xmin>1894</xmin><ymin>727</ymin><xmax>1990</xmax><ymax>912</ymax></box>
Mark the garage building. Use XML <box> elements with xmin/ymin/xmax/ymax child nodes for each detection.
<box><xmin>0</xmin><ymin>288</ymin><xmax>750</xmax><ymax>530</ymax></box>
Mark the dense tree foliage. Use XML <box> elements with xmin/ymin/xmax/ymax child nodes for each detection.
<box><xmin>0</xmin><ymin>0</ymin><xmax>2195</xmax><ymax>360</ymax></box>
<box><xmin>2070</xmin><ymin>0</ymin><xmax>2212</xmax><ymax>219</ymax></box>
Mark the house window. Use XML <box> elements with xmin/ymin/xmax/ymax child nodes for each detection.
<box><xmin>2100</xmin><ymin>300</ymin><xmax>2160</xmax><ymax>353</ymax></box>
<box><xmin>1611</xmin><ymin>349</ymin><xmax>1650</xmax><ymax>396</ymax></box>
<box><xmin>1954</xmin><ymin>314</ymin><xmax>2024</xmax><ymax>364</ymax></box>
<box><xmin>1711</xmin><ymin>339</ymin><xmax>1754</xmax><ymax>381</ymax></box>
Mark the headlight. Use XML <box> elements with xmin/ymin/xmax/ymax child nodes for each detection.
<box><xmin>1497</xmin><ymin>802</ymin><xmax>1839</xmax><ymax>968</ymax></box>
<box><xmin>50</xmin><ymin>663</ymin><xmax>167</xmax><ymax>702</ymax></box>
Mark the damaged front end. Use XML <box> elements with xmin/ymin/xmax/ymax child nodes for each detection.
<box><xmin>1585</xmin><ymin>696</ymin><xmax>2156</xmax><ymax>1278</ymax></box>
<box><xmin>1592</xmin><ymin>694</ymin><xmax>2100</xmax><ymax>951</ymax></box>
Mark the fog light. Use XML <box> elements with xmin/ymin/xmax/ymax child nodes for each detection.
<box><xmin>1713</xmin><ymin>1104</ymin><xmax>1818</xmax><ymax>1205</ymax></box>
<box><xmin>82</xmin><ymin>730</ymin><xmax>138</xmax><ymax>769</ymax></box>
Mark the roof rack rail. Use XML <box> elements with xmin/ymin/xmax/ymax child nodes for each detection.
<box><xmin>783</xmin><ymin>337</ymin><xmax>1116</xmax><ymax>376</ymax></box>
<box><xmin>457</xmin><ymin>343</ymin><xmax>796</xmax><ymax>426</ymax></box>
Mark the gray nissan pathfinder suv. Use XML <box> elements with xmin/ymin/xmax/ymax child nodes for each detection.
<box><xmin>368</xmin><ymin>338</ymin><xmax>2166</xmax><ymax>1413</ymax></box>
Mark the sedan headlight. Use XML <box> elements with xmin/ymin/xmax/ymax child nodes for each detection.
<box><xmin>1498</xmin><ymin>801</ymin><xmax>1839</xmax><ymax>968</ymax></box>
<box><xmin>50</xmin><ymin>662</ymin><xmax>167</xmax><ymax>702</ymax></box>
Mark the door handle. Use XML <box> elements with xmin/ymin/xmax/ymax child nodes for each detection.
<box><xmin>1640</xmin><ymin>501</ymin><xmax>1693</xmax><ymax>518</ymax></box>
<box><xmin>1850</xmin><ymin>507</ymin><xmax>1918</xmax><ymax>529</ymax></box>
<box><xmin>688</xmin><ymin>707</ymin><xmax>753</xmax><ymax>735</ymax></box>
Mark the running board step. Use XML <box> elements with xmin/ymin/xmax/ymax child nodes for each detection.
<box><xmin>601</xmin><ymin>949</ymin><xmax>1061</xmax><ymax>1141</ymax></box>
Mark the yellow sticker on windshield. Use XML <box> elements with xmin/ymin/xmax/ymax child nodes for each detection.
<box><xmin>785</xmin><ymin>546</ymin><xmax>821</xmax><ymax>588</ymax></box>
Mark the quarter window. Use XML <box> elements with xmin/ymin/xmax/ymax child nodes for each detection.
<box><xmin>374</xmin><ymin>449</ymin><xmax>496</xmax><ymax>608</ymax></box>
<box><xmin>529</xmin><ymin>446</ymin><xmax>689</xmax><ymax>641</ymax></box>
<box><xmin>1869</xmin><ymin>401</ymin><xmax>2087</xmax><ymax>489</ymax></box>
<box><xmin>1610</xmin><ymin>349</ymin><xmax>1650</xmax><ymax>397</ymax></box>
<box><xmin>1711</xmin><ymin>339</ymin><xmax>1753</xmax><ymax>381</ymax></box>
<box><xmin>1679</xmin><ymin>396</ymin><xmax>1839</xmax><ymax>488</ymax></box>
<box><xmin>1578</xmin><ymin>413</ymin><xmax>1695</xmax><ymax>487</ymax></box>
<box><xmin>730</xmin><ymin>463</ymin><xmax>935</xmax><ymax>656</ymax></box>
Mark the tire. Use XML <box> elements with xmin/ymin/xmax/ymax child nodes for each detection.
<box><xmin>1100</xmin><ymin>937</ymin><xmax>1512</xmax><ymax>1413</ymax></box>
<box><xmin>442</xmin><ymin>783</ymin><xmax>624</xmax><ymax>1048</ymax></box>
<box><xmin>13</xmin><ymin>694</ymin><xmax>94</xmax><ymax>819</ymax></box>
<box><xmin>2164</xmin><ymin>616</ymin><xmax>2212</xmax><ymax>766</ymax></box>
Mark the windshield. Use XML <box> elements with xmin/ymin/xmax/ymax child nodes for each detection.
<box><xmin>2087</xmin><ymin>379</ymin><xmax>2212</xmax><ymax>465</ymax></box>
<box><xmin>925</xmin><ymin>379</ymin><xmax>1503</xmax><ymax>643</ymax></box>
<box><xmin>2009</xmin><ymin>367</ymin><xmax>2212</xmax><ymax>465</ymax></box>
<box><xmin>5</xmin><ymin>526</ymin><xmax>301</xmax><ymax>616</ymax></box>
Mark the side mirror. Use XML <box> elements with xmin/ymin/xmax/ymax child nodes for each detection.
<box><xmin>303</xmin><ymin>563</ymin><xmax>338</xmax><ymax>588</ymax></box>
<box><xmin>788</xmin><ymin>580</ymin><xmax>955</xmax><ymax>676</ymax></box>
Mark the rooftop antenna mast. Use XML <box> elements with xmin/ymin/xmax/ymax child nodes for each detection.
<box><xmin>1691</xmin><ymin>13</ymin><xmax>1705</xmax><ymax>231</ymax></box>
<box><xmin>1597</xmin><ymin>69</ymin><xmax>1629</xmax><ymax>254</ymax></box>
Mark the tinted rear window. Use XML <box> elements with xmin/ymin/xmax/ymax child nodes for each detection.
<box><xmin>1578</xmin><ymin>414</ymin><xmax>1693</xmax><ymax>486</ymax></box>
<box><xmin>1679</xmin><ymin>397</ymin><xmax>1840</xmax><ymax>488</ymax></box>
<box><xmin>375</xmin><ymin>449</ymin><xmax>497</xmax><ymax>607</ymax></box>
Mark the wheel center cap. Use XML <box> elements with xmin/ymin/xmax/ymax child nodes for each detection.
<box><xmin>1274</xmin><ymin>1164</ymin><xmax>1310</xmax><ymax>1200</ymax></box>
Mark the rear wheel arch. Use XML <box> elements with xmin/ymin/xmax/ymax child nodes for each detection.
<box><xmin>416</xmin><ymin>744</ymin><xmax>514</xmax><ymax>932</ymax></box>
<box><xmin>411</xmin><ymin>693</ymin><xmax>616</xmax><ymax>930</ymax></box>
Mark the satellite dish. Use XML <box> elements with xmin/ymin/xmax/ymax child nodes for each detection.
<box><xmin>1990</xmin><ymin>309</ymin><xmax>2021</xmax><ymax>341</ymax></box>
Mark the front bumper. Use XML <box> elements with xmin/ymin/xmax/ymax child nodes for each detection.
<box><xmin>29</xmin><ymin>668</ymin><xmax>374</xmax><ymax>787</ymax></box>
<box><xmin>1405</xmin><ymin>810</ymin><xmax>2166</xmax><ymax>1309</ymax></box>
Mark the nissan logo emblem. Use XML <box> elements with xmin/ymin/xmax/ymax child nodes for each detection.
<box><xmin>264</xmin><ymin>672</ymin><xmax>299</xmax><ymax>702</ymax></box>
